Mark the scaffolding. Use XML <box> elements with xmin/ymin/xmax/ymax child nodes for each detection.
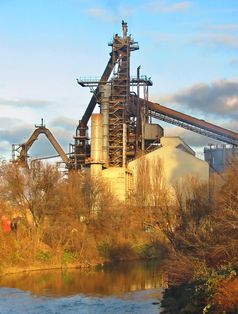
<box><xmin>76</xmin><ymin>21</ymin><xmax>152</xmax><ymax>168</ymax></box>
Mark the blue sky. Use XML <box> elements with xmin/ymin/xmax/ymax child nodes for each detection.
<box><xmin>0</xmin><ymin>0</ymin><xmax>238</xmax><ymax>160</ymax></box>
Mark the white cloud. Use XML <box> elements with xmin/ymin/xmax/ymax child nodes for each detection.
<box><xmin>164</xmin><ymin>125</ymin><xmax>223</xmax><ymax>147</ymax></box>
<box><xmin>162</xmin><ymin>80</ymin><xmax>238</xmax><ymax>119</ymax></box>
<box><xmin>191</xmin><ymin>33</ymin><xmax>238</xmax><ymax>50</ymax></box>
<box><xmin>0</xmin><ymin>141</ymin><xmax>10</xmax><ymax>154</ymax></box>
<box><xmin>86</xmin><ymin>7</ymin><xmax>118</xmax><ymax>23</ymax></box>
<box><xmin>0</xmin><ymin>117</ymin><xmax>24</xmax><ymax>128</ymax></box>
<box><xmin>0</xmin><ymin>98</ymin><xmax>51</xmax><ymax>108</ymax></box>
<box><xmin>148</xmin><ymin>0</ymin><xmax>192</xmax><ymax>13</ymax></box>
<box><xmin>50</xmin><ymin>117</ymin><xmax>77</xmax><ymax>130</ymax></box>
<box><xmin>0</xmin><ymin>126</ymin><xmax>33</xmax><ymax>144</ymax></box>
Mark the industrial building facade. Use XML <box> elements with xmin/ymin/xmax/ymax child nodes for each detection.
<box><xmin>12</xmin><ymin>21</ymin><xmax>238</xmax><ymax>203</ymax></box>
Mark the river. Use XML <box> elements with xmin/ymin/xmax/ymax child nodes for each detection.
<box><xmin>0</xmin><ymin>260</ymin><xmax>167</xmax><ymax>314</ymax></box>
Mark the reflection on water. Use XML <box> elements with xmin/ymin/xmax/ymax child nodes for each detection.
<box><xmin>0</xmin><ymin>260</ymin><xmax>167</xmax><ymax>298</ymax></box>
<box><xmin>0</xmin><ymin>260</ymin><xmax>167</xmax><ymax>313</ymax></box>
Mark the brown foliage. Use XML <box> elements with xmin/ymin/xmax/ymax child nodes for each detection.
<box><xmin>213</xmin><ymin>277</ymin><xmax>238</xmax><ymax>312</ymax></box>
<box><xmin>0</xmin><ymin>161</ymin><xmax>165</xmax><ymax>269</ymax></box>
<box><xmin>165</xmin><ymin>252</ymin><xmax>197</xmax><ymax>286</ymax></box>
<box><xmin>156</xmin><ymin>159</ymin><xmax>238</xmax><ymax>301</ymax></box>
<box><xmin>0</xmin><ymin>161</ymin><xmax>62</xmax><ymax>225</ymax></box>
<box><xmin>132</xmin><ymin>157</ymin><xmax>238</xmax><ymax>290</ymax></box>
<box><xmin>0</xmin><ymin>162</ymin><xmax>114</xmax><ymax>267</ymax></box>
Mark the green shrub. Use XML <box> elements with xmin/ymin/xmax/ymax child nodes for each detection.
<box><xmin>36</xmin><ymin>251</ymin><xmax>52</xmax><ymax>262</ymax></box>
<box><xmin>62</xmin><ymin>250</ymin><xmax>76</xmax><ymax>265</ymax></box>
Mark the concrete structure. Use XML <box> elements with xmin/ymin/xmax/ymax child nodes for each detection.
<box><xmin>128</xmin><ymin>136</ymin><xmax>209</xmax><ymax>189</ymax></box>
<box><xmin>102</xmin><ymin>167</ymin><xmax>132</xmax><ymax>202</ymax></box>
<box><xmin>145</xmin><ymin>123</ymin><xmax>164</xmax><ymax>141</ymax></box>
<box><xmin>100</xmin><ymin>136</ymin><xmax>209</xmax><ymax>202</ymax></box>
<box><xmin>100</xmin><ymin>85</ymin><xmax>110</xmax><ymax>167</ymax></box>
<box><xmin>90</xmin><ymin>114</ymin><xmax>103</xmax><ymax>177</ymax></box>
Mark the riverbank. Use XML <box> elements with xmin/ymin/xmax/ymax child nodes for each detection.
<box><xmin>161</xmin><ymin>268</ymin><xmax>238</xmax><ymax>314</ymax></box>
<box><xmin>0</xmin><ymin>261</ymin><xmax>100</xmax><ymax>277</ymax></box>
<box><xmin>0</xmin><ymin>238</ymin><xmax>168</xmax><ymax>277</ymax></box>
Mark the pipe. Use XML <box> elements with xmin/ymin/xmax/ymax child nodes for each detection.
<box><xmin>123</xmin><ymin>123</ymin><xmax>127</xmax><ymax>167</ymax></box>
<box><xmin>90</xmin><ymin>114</ymin><xmax>103</xmax><ymax>176</ymax></box>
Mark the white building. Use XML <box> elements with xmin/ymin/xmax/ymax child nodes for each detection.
<box><xmin>101</xmin><ymin>136</ymin><xmax>209</xmax><ymax>202</ymax></box>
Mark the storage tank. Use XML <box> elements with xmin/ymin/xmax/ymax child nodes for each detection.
<box><xmin>204</xmin><ymin>145</ymin><xmax>238</xmax><ymax>173</ymax></box>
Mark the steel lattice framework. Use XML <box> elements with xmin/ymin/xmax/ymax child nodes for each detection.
<box><xmin>143</xmin><ymin>98</ymin><xmax>238</xmax><ymax>146</ymax></box>
<box><xmin>12</xmin><ymin>21</ymin><xmax>238</xmax><ymax>169</ymax></box>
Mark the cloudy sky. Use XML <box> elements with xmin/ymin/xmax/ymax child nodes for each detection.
<box><xmin>0</xmin><ymin>0</ymin><xmax>238</xmax><ymax>160</ymax></box>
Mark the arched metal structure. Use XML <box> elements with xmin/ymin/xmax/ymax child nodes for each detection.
<box><xmin>13</xmin><ymin>121</ymin><xmax>70</xmax><ymax>167</ymax></box>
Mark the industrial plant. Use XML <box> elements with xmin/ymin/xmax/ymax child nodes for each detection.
<box><xmin>12</xmin><ymin>21</ymin><xmax>238</xmax><ymax>201</ymax></box>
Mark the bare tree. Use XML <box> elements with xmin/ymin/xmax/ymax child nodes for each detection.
<box><xmin>0</xmin><ymin>161</ymin><xmax>62</xmax><ymax>226</ymax></box>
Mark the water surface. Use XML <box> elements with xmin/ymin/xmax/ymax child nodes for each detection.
<box><xmin>0</xmin><ymin>260</ymin><xmax>166</xmax><ymax>313</ymax></box>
